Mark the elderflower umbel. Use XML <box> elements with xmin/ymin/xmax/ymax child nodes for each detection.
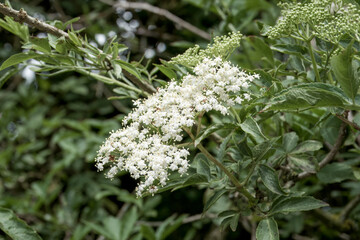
<box><xmin>170</xmin><ymin>32</ymin><xmax>243</xmax><ymax>67</ymax></box>
<box><xmin>266</xmin><ymin>0</ymin><xmax>360</xmax><ymax>44</ymax></box>
<box><xmin>95</xmin><ymin>57</ymin><xmax>259</xmax><ymax>196</ymax></box>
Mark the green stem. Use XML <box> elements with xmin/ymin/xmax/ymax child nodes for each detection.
<box><xmin>230</xmin><ymin>107</ymin><xmax>241</xmax><ymax>124</ymax></box>
<box><xmin>243</xmin><ymin>162</ymin><xmax>257</xmax><ymax>186</ymax></box>
<box><xmin>306</xmin><ymin>39</ymin><xmax>321</xmax><ymax>82</ymax></box>
<box><xmin>184</xmin><ymin>128</ymin><xmax>256</xmax><ymax>204</ymax></box>
<box><xmin>76</xmin><ymin>69</ymin><xmax>148</xmax><ymax>96</ymax></box>
<box><xmin>196</xmin><ymin>111</ymin><xmax>205</xmax><ymax>137</ymax></box>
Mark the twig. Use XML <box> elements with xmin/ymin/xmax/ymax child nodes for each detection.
<box><xmin>335</xmin><ymin>113</ymin><xmax>360</xmax><ymax>131</ymax></box>
<box><xmin>0</xmin><ymin>3</ymin><xmax>69</xmax><ymax>37</ymax></box>
<box><xmin>184</xmin><ymin>127</ymin><xmax>256</xmax><ymax>205</ymax></box>
<box><xmin>0</xmin><ymin>3</ymin><xmax>156</xmax><ymax>95</ymax></box>
<box><xmin>311</xmin><ymin>209</ymin><xmax>354</xmax><ymax>232</ymax></box>
<box><xmin>123</xmin><ymin>69</ymin><xmax>156</xmax><ymax>94</ymax></box>
<box><xmin>297</xmin><ymin>122</ymin><xmax>347</xmax><ymax>180</ymax></box>
<box><xmin>339</xmin><ymin>195</ymin><xmax>360</xmax><ymax>221</ymax></box>
<box><xmin>136</xmin><ymin>27</ymin><xmax>177</xmax><ymax>41</ymax></box>
<box><xmin>137</xmin><ymin>213</ymin><xmax>216</xmax><ymax>227</ymax></box>
<box><xmin>101</xmin><ymin>0</ymin><xmax>211</xmax><ymax>40</ymax></box>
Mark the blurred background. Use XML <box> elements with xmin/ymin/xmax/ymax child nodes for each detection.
<box><xmin>0</xmin><ymin>0</ymin><xmax>279</xmax><ymax>239</ymax></box>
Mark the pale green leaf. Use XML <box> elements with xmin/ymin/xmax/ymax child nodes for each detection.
<box><xmin>119</xmin><ymin>207</ymin><xmax>137</xmax><ymax>240</ymax></box>
<box><xmin>195</xmin><ymin>123</ymin><xmax>237</xmax><ymax>146</ymax></box>
<box><xmin>259</xmin><ymin>164</ymin><xmax>286</xmax><ymax>195</ymax></box>
<box><xmin>270</xmin><ymin>196</ymin><xmax>328</xmax><ymax>215</ymax></box>
<box><xmin>0</xmin><ymin>207</ymin><xmax>42</xmax><ymax>240</ymax></box>
<box><xmin>291</xmin><ymin>140</ymin><xmax>322</xmax><ymax>154</ymax></box>
<box><xmin>114</xmin><ymin>59</ymin><xmax>142</xmax><ymax>80</ymax></box>
<box><xmin>287</xmin><ymin>155</ymin><xmax>315</xmax><ymax>172</ymax></box>
<box><xmin>204</xmin><ymin>189</ymin><xmax>228</xmax><ymax>211</ymax></box>
<box><xmin>256</xmin><ymin>218</ymin><xmax>279</xmax><ymax>240</ymax></box>
<box><xmin>194</xmin><ymin>153</ymin><xmax>211</xmax><ymax>180</ymax></box>
<box><xmin>154</xmin><ymin>64</ymin><xmax>177</xmax><ymax>80</ymax></box>
<box><xmin>317</xmin><ymin>162</ymin><xmax>355</xmax><ymax>183</ymax></box>
<box><xmin>140</xmin><ymin>225</ymin><xmax>156</xmax><ymax>240</ymax></box>
<box><xmin>0</xmin><ymin>68</ymin><xmax>18</xmax><ymax>88</ymax></box>
<box><xmin>159</xmin><ymin>215</ymin><xmax>187</xmax><ymax>240</ymax></box>
<box><xmin>29</xmin><ymin>37</ymin><xmax>51</xmax><ymax>53</ymax></box>
<box><xmin>240</xmin><ymin>117</ymin><xmax>267</xmax><ymax>143</ymax></box>
<box><xmin>0</xmin><ymin>53</ymin><xmax>40</xmax><ymax>71</ymax></box>
<box><xmin>230</xmin><ymin>214</ymin><xmax>240</xmax><ymax>232</ymax></box>
<box><xmin>282</xmin><ymin>132</ymin><xmax>299</xmax><ymax>153</ymax></box>
<box><xmin>331</xmin><ymin>42</ymin><xmax>359</xmax><ymax>101</ymax></box>
<box><xmin>267</xmin><ymin>83</ymin><xmax>349</xmax><ymax>110</ymax></box>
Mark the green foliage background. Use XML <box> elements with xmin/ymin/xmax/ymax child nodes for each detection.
<box><xmin>1</xmin><ymin>0</ymin><xmax>360</xmax><ymax>239</ymax></box>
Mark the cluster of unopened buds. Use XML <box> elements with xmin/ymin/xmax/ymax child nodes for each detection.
<box><xmin>95</xmin><ymin>57</ymin><xmax>259</xmax><ymax>196</ymax></box>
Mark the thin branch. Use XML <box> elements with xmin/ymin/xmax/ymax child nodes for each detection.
<box><xmin>0</xmin><ymin>3</ymin><xmax>156</xmax><ymax>95</ymax></box>
<box><xmin>137</xmin><ymin>213</ymin><xmax>217</xmax><ymax>227</ymax></box>
<box><xmin>311</xmin><ymin>209</ymin><xmax>355</xmax><ymax>232</ymax></box>
<box><xmin>101</xmin><ymin>0</ymin><xmax>211</xmax><ymax>40</ymax></box>
<box><xmin>0</xmin><ymin>3</ymin><xmax>68</xmax><ymax>37</ymax></box>
<box><xmin>184</xmin><ymin>127</ymin><xmax>256</xmax><ymax>205</ymax></box>
<box><xmin>335</xmin><ymin>113</ymin><xmax>360</xmax><ymax>131</ymax></box>
<box><xmin>339</xmin><ymin>195</ymin><xmax>360</xmax><ymax>221</ymax></box>
<box><xmin>123</xmin><ymin>69</ymin><xmax>156</xmax><ymax>94</ymax></box>
<box><xmin>297</xmin><ymin>122</ymin><xmax>347</xmax><ymax>180</ymax></box>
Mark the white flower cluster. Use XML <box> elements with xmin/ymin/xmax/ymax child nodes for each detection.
<box><xmin>95</xmin><ymin>57</ymin><xmax>259</xmax><ymax>196</ymax></box>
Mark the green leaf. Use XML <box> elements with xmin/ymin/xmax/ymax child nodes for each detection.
<box><xmin>84</xmin><ymin>218</ymin><xmax>118</xmax><ymax>240</ymax></box>
<box><xmin>270</xmin><ymin>196</ymin><xmax>328</xmax><ymax>215</ymax></box>
<box><xmin>0</xmin><ymin>53</ymin><xmax>40</xmax><ymax>71</ymax></box>
<box><xmin>103</xmin><ymin>217</ymin><xmax>121</xmax><ymax>240</ymax></box>
<box><xmin>331</xmin><ymin>42</ymin><xmax>359</xmax><ymax>101</ymax></box>
<box><xmin>235</xmin><ymin>139</ymin><xmax>253</xmax><ymax>157</ymax></box>
<box><xmin>217</xmin><ymin>134</ymin><xmax>232</xmax><ymax>162</ymax></box>
<box><xmin>68</xmin><ymin>31</ymin><xmax>82</xmax><ymax>46</ymax></box>
<box><xmin>29</xmin><ymin>37</ymin><xmax>51</xmax><ymax>53</ymax></box>
<box><xmin>140</xmin><ymin>225</ymin><xmax>156</xmax><ymax>240</ymax></box>
<box><xmin>259</xmin><ymin>164</ymin><xmax>286</xmax><ymax>195</ymax></box>
<box><xmin>317</xmin><ymin>162</ymin><xmax>355</xmax><ymax>183</ymax></box>
<box><xmin>64</xmin><ymin>17</ymin><xmax>81</xmax><ymax>28</ymax></box>
<box><xmin>195</xmin><ymin>123</ymin><xmax>237</xmax><ymax>146</ymax></box>
<box><xmin>119</xmin><ymin>207</ymin><xmax>137</xmax><ymax>240</ymax></box>
<box><xmin>112</xmin><ymin>61</ymin><xmax>123</xmax><ymax>79</ymax></box>
<box><xmin>256</xmin><ymin>218</ymin><xmax>279</xmax><ymax>240</ymax></box>
<box><xmin>155</xmin><ymin>214</ymin><xmax>187</xmax><ymax>240</ymax></box>
<box><xmin>204</xmin><ymin>189</ymin><xmax>228</xmax><ymax>211</ymax></box>
<box><xmin>114</xmin><ymin>59</ymin><xmax>142</xmax><ymax>80</ymax></box>
<box><xmin>230</xmin><ymin>214</ymin><xmax>240</xmax><ymax>232</ymax></box>
<box><xmin>253</xmin><ymin>138</ymin><xmax>278</xmax><ymax>162</ymax></box>
<box><xmin>218</xmin><ymin>210</ymin><xmax>237</xmax><ymax>218</ymax></box>
<box><xmin>55</xmin><ymin>37</ymin><xmax>68</xmax><ymax>54</ymax></box>
<box><xmin>267</xmin><ymin>83</ymin><xmax>349</xmax><ymax>110</ymax></box>
<box><xmin>0</xmin><ymin>207</ymin><xmax>42</xmax><ymax>240</ymax></box>
<box><xmin>353</xmin><ymin>168</ymin><xmax>360</xmax><ymax>181</ymax></box>
<box><xmin>159</xmin><ymin>215</ymin><xmax>187</xmax><ymax>240</ymax></box>
<box><xmin>271</xmin><ymin>44</ymin><xmax>308</xmax><ymax>59</ymax></box>
<box><xmin>0</xmin><ymin>68</ymin><xmax>18</xmax><ymax>88</ymax></box>
<box><xmin>287</xmin><ymin>155</ymin><xmax>315</xmax><ymax>172</ymax></box>
<box><xmin>171</xmin><ymin>174</ymin><xmax>208</xmax><ymax>191</ymax></box>
<box><xmin>282</xmin><ymin>132</ymin><xmax>299</xmax><ymax>153</ymax></box>
<box><xmin>194</xmin><ymin>153</ymin><xmax>211</xmax><ymax>180</ymax></box>
<box><xmin>240</xmin><ymin>117</ymin><xmax>267</xmax><ymax>143</ymax></box>
<box><xmin>247</xmin><ymin>36</ymin><xmax>274</xmax><ymax>65</ymax></box>
<box><xmin>291</xmin><ymin>140</ymin><xmax>322</xmax><ymax>154</ymax></box>
<box><xmin>154</xmin><ymin>64</ymin><xmax>177</xmax><ymax>80</ymax></box>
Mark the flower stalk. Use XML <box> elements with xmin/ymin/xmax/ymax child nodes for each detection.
<box><xmin>184</xmin><ymin>127</ymin><xmax>256</xmax><ymax>205</ymax></box>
